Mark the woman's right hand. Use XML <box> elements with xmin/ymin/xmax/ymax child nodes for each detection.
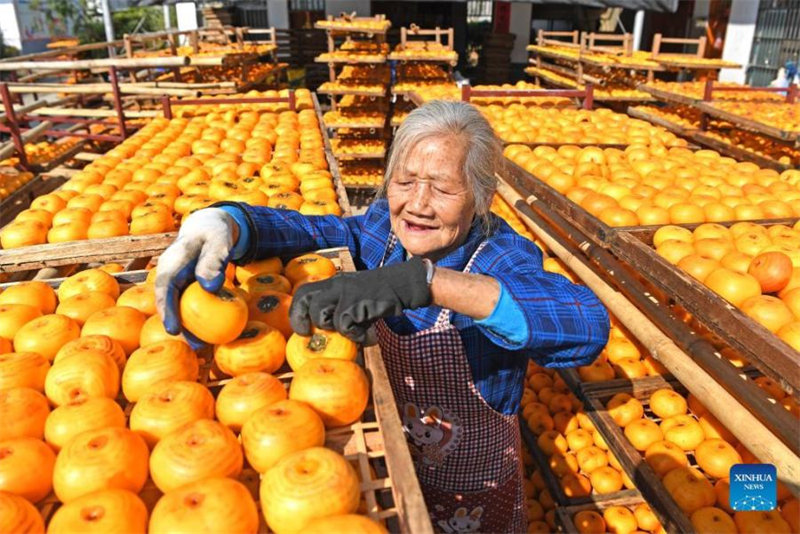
<box><xmin>154</xmin><ymin>207</ymin><xmax>238</xmax><ymax>336</ymax></box>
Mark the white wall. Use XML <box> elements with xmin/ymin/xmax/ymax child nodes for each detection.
<box><xmin>720</xmin><ymin>0</ymin><xmax>759</xmax><ymax>84</ymax></box>
<box><xmin>509</xmin><ymin>2</ymin><xmax>531</xmax><ymax>64</ymax></box>
<box><xmin>267</xmin><ymin>0</ymin><xmax>289</xmax><ymax>29</ymax></box>
<box><xmin>326</xmin><ymin>0</ymin><xmax>370</xmax><ymax>18</ymax></box>
<box><xmin>0</xmin><ymin>2</ymin><xmax>21</xmax><ymax>51</ymax></box>
<box><xmin>176</xmin><ymin>2</ymin><xmax>198</xmax><ymax>31</ymax></box>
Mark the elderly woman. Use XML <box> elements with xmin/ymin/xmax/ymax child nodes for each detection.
<box><xmin>156</xmin><ymin>100</ymin><xmax>608</xmax><ymax>532</ymax></box>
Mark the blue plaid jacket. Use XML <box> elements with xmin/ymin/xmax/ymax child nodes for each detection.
<box><xmin>231</xmin><ymin>199</ymin><xmax>608</xmax><ymax>414</ymax></box>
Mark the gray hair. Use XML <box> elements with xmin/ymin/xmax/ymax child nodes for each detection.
<box><xmin>379</xmin><ymin>100</ymin><xmax>502</xmax><ymax>235</ymax></box>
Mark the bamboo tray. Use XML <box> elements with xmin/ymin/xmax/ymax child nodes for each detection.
<box><xmin>610</xmin><ymin>224</ymin><xmax>800</xmax><ymax>401</ymax></box>
<box><xmin>526</xmin><ymin>47</ymin><xmax>580</xmax><ymax>63</ymax></box>
<box><xmin>580</xmin><ymin>56</ymin><xmax>662</xmax><ymax>71</ymax></box>
<box><xmin>695</xmin><ymin>102</ymin><xmax>800</xmax><ymax>142</ymax></box>
<box><xmin>28</xmin><ymin>247</ymin><xmax>431</xmax><ymax>533</ymax></box>
<box><xmin>581</xmin><ymin>379</ymin><xmax>779</xmax><ymax>534</ymax></box>
<box><xmin>558</xmin><ymin>368</ymin><xmax>679</xmax><ymax>401</ymax></box>
<box><xmin>314</xmin><ymin>22</ymin><xmax>390</xmax><ymax>36</ymax></box>
<box><xmin>0</xmin><ymin>100</ymin><xmax>352</xmax><ymax>265</ymax></box>
<box><xmin>386</xmin><ymin>54</ymin><xmax>457</xmax><ymax>65</ymax></box>
<box><xmin>316</xmin><ymin>56</ymin><xmax>387</xmax><ymax>65</ymax></box>
<box><xmin>518</xmin><ymin>412</ymin><xmax>641</xmax><ymax>509</ymax></box>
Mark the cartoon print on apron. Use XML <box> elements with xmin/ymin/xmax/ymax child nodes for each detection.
<box><xmin>376</xmin><ymin>233</ymin><xmax>527</xmax><ymax>533</ymax></box>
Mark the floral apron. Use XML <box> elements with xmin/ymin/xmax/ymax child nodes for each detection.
<box><xmin>376</xmin><ymin>235</ymin><xmax>526</xmax><ymax>533</ymax></box>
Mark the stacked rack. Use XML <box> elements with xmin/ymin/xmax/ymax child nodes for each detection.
<box><xmin>526</xmin><ymin>31</ymin><xmax>741</xmax><ymax>105</ymax></box>
<box><xmin>634</xmin><ymin>80</ymin><xmax>800</xmax><ymax>170</ymax></box>
<box><xmin>389</xmin><ymin>25</ymin><xmax>458</xmax><ymax>137</ymax></box>
<box><xmin>315</xmin><ymin>15</ymin><xmax>392</xmax><ymax>193</ymax></box>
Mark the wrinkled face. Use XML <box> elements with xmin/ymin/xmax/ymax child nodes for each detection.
<box><xmin>387</xmin><ymin>135</ymin><xmax>476</xmax><ymax>261</ymax></box>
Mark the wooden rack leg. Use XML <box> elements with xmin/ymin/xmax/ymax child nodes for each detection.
<box><xmin>0</xmin><ymin>82</ymin><xmax>29</xmax><ymax>171</ymax></box>
<box><xmin>787</xmin><ymin>83</ymin><xmax>797</xmax><ymax>104</ymax></box>
<box><xmin>583</xmin><ymin>83</ymin><xmax>594</xmax><ymax>110</ymax></box>
<box><xmin>108</xmin><ymin>68</ymin><xmax>128</xmax><ymax>140</ymax></box>
<box><xmin>162</xmin><ymin>96</ymin><xmax>173</xmax><ymax>119</ymax></box>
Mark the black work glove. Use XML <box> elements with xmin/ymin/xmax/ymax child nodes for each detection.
<box><xmin>289</xmin><ymin>257</ymin><xmax>432</xmax><ymax>343</ymax></box>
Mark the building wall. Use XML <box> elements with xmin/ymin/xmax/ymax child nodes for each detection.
<box><xmin>326</xmin><ymin>0</ymin><xmax>370</xmax><ymax>17</ymax></box>
<box><xmin>0</xmin><ymin>0</ymin><xmax>21</xmax><ymax>52</ymax></box>
<box><xmin>720</xmin><ymin>0</ymin><xmax>759</xmax><ymax>84</ymax></box>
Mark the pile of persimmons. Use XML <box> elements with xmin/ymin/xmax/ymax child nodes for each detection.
<box><xmin>1</xmin><ymin>93</ymin><xmax>339</xmax><ymax>250</ymax></box>
<box><xmin>505</xmin><ymin>144</ymin><xmax>800</xmax><ymax>227</ymax></box>
<box><xmin>653</xmin><ymin>222</ymin><xmax>800</xmax><ymax>351</ymax></box>
<box><xmin>491</xmin><ymin>107</ymin><xmax>687</xmax><ymax>146</ymax></box>
<box><xmin>0</xmin><ymin>169</ymin><xmax>35</xmax><ymax>201</ymax></box>
<box><xmin>0</xmin><ymin>253</ymin><xmax>387</xmax><ymax>533</ymax></box>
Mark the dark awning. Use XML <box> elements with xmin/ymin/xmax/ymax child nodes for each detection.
<box><xmin>514</xmin><ymin>0</ymin><xmax>678</xmax><ymax>12</ymax></box>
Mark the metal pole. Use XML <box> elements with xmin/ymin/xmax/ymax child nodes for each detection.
<box><xmin>632</xmin><ymin>10</ymin><xmax>645</xmax><ymax>51</ymax></box>
<box><xmin>101</xmin><ymin>0</ymin><xmax>116</xmax><ymax>56</ymax></box>
<box><xmin>163</xmin><ymin>4</ymin><xmax>172</xmax><ymax>29</ymax></box>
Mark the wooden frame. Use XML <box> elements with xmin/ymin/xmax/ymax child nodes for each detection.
<box><xmin>536</xmin><ymin>29</ymin><xmax>580</xmax><ymax>49</ymax></box>
<box><xmin>581</xmin><ymin>32</ymin><xmax>633</xmax><ymax>56</ymax></box>
<box><xmin>581</xmin><ymin>381</ymin><xmax>698</xmax><ymax>534</ymax></box>
<box><xmin>626</xmin><ymin>105</ymin><xmax>698</xmax><ymax>138</ymax></box>
<box><xmin>496</xmin><ymin>177</ymin><xmax>800</xmax><ymax>499</ymax></box>
<box><xmin>519</xmin><ymin>412</ymin><xmax>642</xmax><ymax>507</ymax></box>
<box><xmin>651</xmin><ymin>33</ymin><xmax>706</xmax><ymax>59</ymax></box>
<box><xmin>400</xmin><ymin>25</ymin><xmax>454</xmax><ymax>50</ymax></box>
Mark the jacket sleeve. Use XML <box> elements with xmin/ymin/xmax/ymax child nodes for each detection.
<box><xmin>473</xmin><ymin>222</ymin><xmax>609</xmax><ymax>368</ymax></box>
<box><xmin>213</xmin><ymin>201</ymin><xmax>365</xmax><ymax>265</ymax></box>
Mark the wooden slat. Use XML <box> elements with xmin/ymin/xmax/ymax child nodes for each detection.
<box><xmin>0</xmin><ymin>233</ymin><xmax>176</xmax><ymax>273</ymax></box>
<box><xmin>365</xmin><ymin>343</ymin><xmax>433</xmax><ymax>534</ymax></box>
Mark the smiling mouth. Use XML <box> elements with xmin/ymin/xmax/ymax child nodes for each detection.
<box><xmin>403</xmin><ymin>220</ymin><xmax>437</xmax><ymax>232</ymax></box>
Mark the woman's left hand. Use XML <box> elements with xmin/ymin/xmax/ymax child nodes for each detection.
<box><xmin>289</xmin><ymin>257</ymin><xmax>432</xmax><ymax>342</ymax></box>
